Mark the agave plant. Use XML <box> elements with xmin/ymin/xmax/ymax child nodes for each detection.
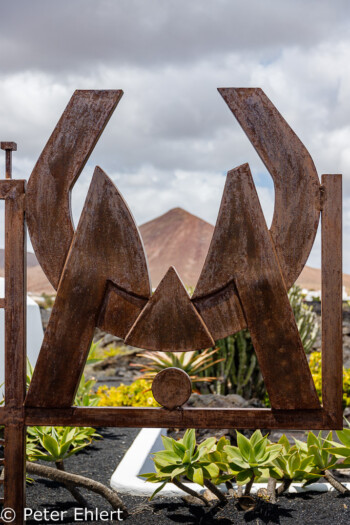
<box><xmin>132</xmin><ymin>348</ymin><xmax>225</xmax><ymax>386</ymax></box>
<box><xmin>293</xmin><ymin>430</ymin><xmax>350</xmax><ymax>493</ymax></box>
<box><xmin>224</xmin><ymin>430</ymin><xmax>282</xmax><ymax>494</ymax></box>
<box><xmin>140</xmin><ymin>429</ymin><xmax>229</xmax><ymax>503</ymax></box>
<box><xmin>27</xmin><ymin>426</ymin><xmax>100</xmax><ymax>464</ymax></box>
<box><xmin>268</xmin><ymin>434</ymin><xmax>318</xmax><ymax>497</ymax></box>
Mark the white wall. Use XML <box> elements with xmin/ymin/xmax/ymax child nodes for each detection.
<box><xmin>0</xmin><ymin>277</ymin><xmax>43</xmax><ymax>396</ymax></box>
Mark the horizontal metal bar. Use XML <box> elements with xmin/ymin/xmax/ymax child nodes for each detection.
<box><xmin>24</xmin><ymin>406</ymin><xmax>335</xmax><ymax>430</ymax></box>
<box><xmin>0</xmin><ymin>179</ymin><xmax>25</xmax><ymax>199</ymax></box>
<box><xmin>0</xmin><ymin>405</ymin><xmax>339</xmax><ymax>429</ymax></box>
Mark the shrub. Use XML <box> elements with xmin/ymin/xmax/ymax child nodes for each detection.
<box><xmin>27</xmin><ymin>426</ymin><xmax>100</xmax><ymax>464</ymax></box>
<box><xmin>142</xmin><ymin>428</ymin><xmax>350</xmax><ymax>504</ymax></box>
<box><xmin>132</xmin><ymin>349</ymin><xmax>224</xmax><ymax>390</ymax></box>
<box><xmin>97</xmin><ymin>379</ymin><xmax>160</xmax><ymax>407</ymax></box>
<box><xmin>309</xmin><ymin>351</ymin><xmax>350</xmax><ymax>408</ymax></box>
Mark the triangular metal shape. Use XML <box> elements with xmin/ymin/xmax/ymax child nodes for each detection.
<box><xmin>125</xmin><ymin>266</ymin><xmax>215</xmax><ymax>351</ymax></box>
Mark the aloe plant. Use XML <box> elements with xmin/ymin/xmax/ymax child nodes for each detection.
<box><xmin>294</xmin><ymin>431</ymin><xmax>350</xmax><ymax>492</ymax></box>
<box><xmin>132</xmin><ymin>349</ymin><xmax>224</xmax><ymax>388</ymax></box>
<box><xmin>224</xmin><ymin>430</ymin><xmax>282</xmax><ymax>494</ymax></box>
<box><xmin>140</xmin><ymin>429</ymin><xmax>229</xmax><ymax>503</ymax></box>
<box><xmin>267</xmin><ymin>434</ymin><xmax>318</xmax><ymax>498</ymax></box>
<box><xmin>27</xmin><ymin>426</ymin><xmax>100</xmax><ymax>463</ymax></box>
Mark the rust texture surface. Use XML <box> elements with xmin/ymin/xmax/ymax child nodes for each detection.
<box><xmin>218</xmin><ymin>88</ymin><xmax>320</xmax><ymax>289</ymax></box>
<box><xmin>196</xmin><ymin>164</ymin><xmax>319</xmax><ymax>409</ymax></box>
<box><xmin>321</xmin><ymin>174</ymin><xmax>343</xmax><ymax>426</ymax></box>
<box><xmin>152</xmin><ymin>367</ymin><xmax>192</xmax><ymax>409</ymax></box>
<box><xmin>125</xmin><ymin>266</ymin><xmax>214</xmax><ymax>351</ymax></box>
<box><xmin>192</xmin><ymin>88</ymin><xmax>320</xmax><ymax>340</ymax></box>
<box><xmin>26</xmin><ymin>90</ymin><xmax>123</xmax><ymax>289</ymax></box>
<box><xmin>0</xmin><ymin>88</ymin><xmax>343</xmax><ymax>523</ymax></box>
<box><xmin>1</xmin><ymin>176</ymin><xmax>27</xmax><ymax>522</ymax></box>
<box><xmin>25</xmin><ymin>167</ymin><xmax>150</xmax><ymax>408</ymax></box>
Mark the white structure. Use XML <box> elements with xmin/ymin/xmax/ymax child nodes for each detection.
<box><xmin>110</xmin><ymin>427</ymin><xmax>350</xmax><ymax>497</ymax></box>
<box><xmin>0</xmin><ymin>277</ymin><xmax>43</xmax><ymax>394</ymax></box>
<box><xmin>301</xmin><ymin>286</ymin><xmax>350</xmax><ymax>302</ymax></box>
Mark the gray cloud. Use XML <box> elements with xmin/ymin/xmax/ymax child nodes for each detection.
<box><xmin>0</xmin><ymin>1</ymin><xmax>349</xmax><ymax>273</ymax></box>
<box><xmin>1</xmin><ymin>1</ymin><xmax>349</xmax><ymax>74</ymax></box>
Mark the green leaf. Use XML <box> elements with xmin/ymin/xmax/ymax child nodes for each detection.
<box><xmin>250</xmin><ymin>430</ymin><xmax>263</xmax><ymax>447</ymax></box>
<box><xmin>278</xmin><ymin>434</ymin><xmax>291</xmax><ymax>452</ymax></box>
<box><xmin>207</xmin><ymin>451</ymin><xmax>221</xmax><ymax>463</ymax></box>
<box><xmin>236</xmin><ymin>432</ymin><xmax>252</xmax><ymax>461</ymax></box>
<box><xmin>170</xmin><ymin>467</ymin><xmax>186</xmax><ymax>479</ymax></box>
<box><xmin>203</xmin><ymin>463</ymin><xmax>220</xmax><ymax>479</ymax></box>
<box><xmin>149</xmin><ymin>481</ymin><xmax>167</xmax><ymax>500</ymax></box>
<box><xmin>225</xmin><ymin>445</ymin><xmax>244</xmax><ymax>462</ymax></box>
<box><xmin>161</xmin><ymin>435</ymin><xmax>174</xmax><ymax>451</ymax></box>
<box><xmin>309</xmin><ymin>445</ymin><xmax>324</xmax><ymax>468</ymax></box>
<box><xmin>293</xmin><ymin>438</ymin><xmax>308</xmax><ymax>453</ymax></box>
<box><xmin>183</xmin><ymin>450</ymin><xmax>191</xmax><ymax>464</ymax></box>
<box><xmin>228</xmin><ymin>459</ymin><xmax>247</xmax><ymax>472</ymax></box>
<box><xmin>216</xmin><ymin>436</ymin><xmax>229</xmax><ymax>452</ymax></box>
<box><xmin>326</xmin><ymin>446</ymin><xmax>350</xmax><ymax>458</ymax></box>
<box><xmin>157</xmin><ymin>464</ymin><xmax>185</xmax><ymax>474</ymax></box>
<box><xmin>42</xmin><ymin>435</ymin><xmax>60</xmax><ymax>459</ymax></box>
<box><xmin>254</xmin><ymin>437</ymin><xmax>268</xmax><ymax>460</ymax></box>
<box><xmin>336</xmin><ymin>429</ymin><xmax>350</xmax><ymax>448</ymax></box>
<box><xmin>307</xmin><ymin>432</ymin><xmax>319</xmax><ymax>449</ymax></box>
<box><xmin>198</xmin><ymin>437</ymin><xmax>216</xmax><ymax>452</ymax></box>
<box><xmin>236</xmin><ymin>470</ymin><xmax>252</xmax><ymax>484</ymax></box>
<box><xmin>183</xmin><ymin>429</ymin><xmax>196</xmax><ymax>455</ymax></box>
<box><xmin>192</xmin><ymin>467</ymin><xmax>204</xmax><ymax>486</ymax></box>
<box><xmin>59</xmin><ymin>439</ymin><xmax>74</xmax><ymax>458</ymax></box>
<box><xmin>172</xmin><ymin>441</ymin><xmax>186</xmax><ymax>458</ymax></box>
<box><xmin>299</xmin><ymin>455</ymin><xmax>314</xmax><ymax>471</ymax></box>
<box><xmin>153</xmin><ymin>450</ymin><xmax>179</xmax><ymax>463</ymax></box>
<box><xmin>139</xmin><ymin>472</ymin><xmax>157</xmax><ymax>479</ymax></box>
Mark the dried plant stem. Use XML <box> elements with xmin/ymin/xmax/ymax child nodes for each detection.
<box><xmin>203</xmin><ymin>479</ymin><xmax>228</xmax><ymax>504</ymax></box>
<box><xmin>277</xmin><ymin>478</ymin><xmax>292</xmax><ymax>495</ymax></box>
<box><xmin>244</xmin><ymin>474</ymin><xmax>255</xmax><ymax>495</ymax></box>
<box><xmin>172</xmin><ymin>477</ymin><xmax>209</xmax><ymax>505</ymax></box>
<box><xmin>267</xmin><ymin>477</ymin><xmax>277</xmax><ymax>503</ymax></box>
<box><xmin>55</xmin><ymin>461</ymin><xmax>88</xmax><ymax>507</ymax></box>
<box><xmin>225</xmin><ymin>480</ymin><xmax>235</xmax><ymax>497</ymax></box>
<box><xmin>26</xmin><ymin>461</ymin><xmax>128</xmax><ymax>516</ymax></box>
<box><xmin>324</xmin><ymin>470</ymin><xmax>349</xmax><ymax>494</ymax></box>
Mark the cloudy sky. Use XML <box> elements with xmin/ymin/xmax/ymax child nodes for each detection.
<box><xmin>0</xmin><ymin>0</ymin><xmax>350</xmax><ymax>271</ymax></box>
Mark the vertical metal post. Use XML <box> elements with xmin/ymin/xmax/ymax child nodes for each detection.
<box><xmin>2</xmin><ymin>141</ymin><xmax>26</xmax><ymax>523</ymax></box>
<box><xmin>0</xmin><ymin>143</ymin><xmax>17</xmax><ymax>180</ymax></box>
<box><xmin>321</xmin><ymin>174</ymin><xmax>343</xmax><ymax>427</ymax></box>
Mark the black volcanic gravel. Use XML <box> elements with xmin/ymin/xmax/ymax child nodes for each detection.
<box><xmin>22</xmin><ymin>427</ymin><xmax>350</xmax><ymax>524</ymax></box>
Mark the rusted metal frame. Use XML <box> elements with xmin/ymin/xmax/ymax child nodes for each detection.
<box><xmin>25</xmin><ymin>167</ymin><xmax>151</xmax><ymax>409</ymax></box>
<box><xmin>2</xmin><ymin>179</ymin><xmax>27</xmax><ymax>522</ymax></box>
<box><xmin>22</xmin><ymin>406</ymin><xmax>330</xmax><ymax>430</ymax></box>
<box><xmin>193</xmin><ymin>164</ymin><xmax>319</xmax><ymax>409</ymax></box>
<box><xmin>321</xmin><ymin>175</ymin><xmax>343</xmax><ymax>428</ymax></box>
<box><xmin>0</xmin><ymin>404</ymin><xmax>332</xmax><ymax>430</ymax></box>
<box><xmin>26</xmin><ymin>90</ymin><xmax>124</xmax><ymax>290</ymax></box>
<box><xmin>0</xmin><ymin>143</ymin><xmax>17</xmax><ymax>180</ymax></box>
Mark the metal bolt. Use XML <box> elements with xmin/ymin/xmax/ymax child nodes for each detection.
<box><xmin>0</xmin><ymin>142</ymin><xmax>17</xmax><ymax>179</ymax></box>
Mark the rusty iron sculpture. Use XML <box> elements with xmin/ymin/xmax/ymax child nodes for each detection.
<box><xmin>0</xmin><ymin>88</ymin><xmax>342</xmax><ymax>522</ymax></box>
